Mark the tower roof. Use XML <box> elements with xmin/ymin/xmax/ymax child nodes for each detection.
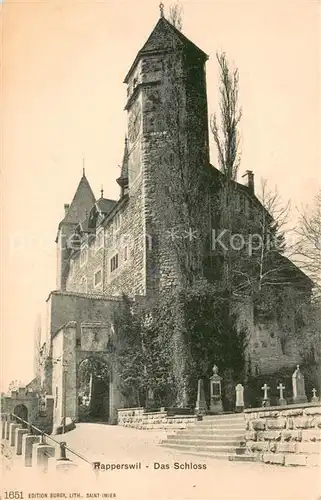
<box><xmin>124</xmin><ymin>16</ymin><xmax>208</xmax><ymax>83</ymax></box>
<box><xmin>62</xmin><ymin>172</ymin><xmax>96</xmax><ymax>225</ymax></box>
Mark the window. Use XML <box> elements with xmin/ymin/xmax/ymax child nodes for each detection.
<box><xmin>110</xmin><ymin>254</ymin><xmax>119</xmax><ymax>272</ymax></box>
<box><xmin>95</xmin><ymin>228</ymin><xmax>104</xmax><ymax>251</ymax></box>
<box><xmin>80</xmin><ymin>245</ymin><xmax>88</xmax><ymax>267</ymax></box>
<box><xmin>114</xmin><ymin>213</ymin><xmax>121</xmax><ymax>231</ymax></box>
<box><xmin>94</xmin><ymin>269</ymin><xmax>102</xmax><ymax>287</ymax></box>
<box><xmin>55</xmin><ymin>387</ymin><xmax>58</xmax><ymax>408</ymax></box>
<box><xmin>124</xmin><ymin>246</ymin><xmax>128</xmax><ymax>261</ymax></box>
<box><xmin>76</xmin><ymin>338</ymin><xmax>81</xmax><ymax>347</ymax></box>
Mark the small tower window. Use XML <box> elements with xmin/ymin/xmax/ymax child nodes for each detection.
<box><xmin>110</xmin><ymin>254</ymin><xmax>119</xmax><ymax>272</ymax></box>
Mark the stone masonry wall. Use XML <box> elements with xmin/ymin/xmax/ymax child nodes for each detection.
<box><xmin>47</xmin><ymin>291</ymin><xmax>120</xmax><ymax>337</ymax></box>
<box><xmin>118</xmin><ymin>408</ymin><xmax>198</xmax><ymax>431</ymax></box>
<box><xmin>234</xmin><ymin>299</ymin><xmax>302</xmax><ymax>375</ymax></box>
<box><xmin>104</xmin><ymin>184</ymin><xmax>145</xmax><ymax>297</ymax></box>
<box><xmin>65</xmin><ymin>184</ymin><xmax>145</xmax><ymax>298</ymax></box>
<box><xmin>244</xmin><ymin>403</ymin><xmax>321</xmax><ymax>466</ymax></box>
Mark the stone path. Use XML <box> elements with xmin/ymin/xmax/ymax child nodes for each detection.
<box><xmin>2</xmin><ymin>424</ymin><xmax>321</xmax><ymax>500</ymax></box>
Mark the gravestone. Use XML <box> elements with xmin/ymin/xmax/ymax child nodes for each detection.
<box><xmin>277</xmin><ymin>383</ymin><xmax>287</xmax><ymax>406</ymax></box>
<box><xmin>235</xmin><ymin>384</ymin><xmax>244</xmax><ymax>412</ymax></box>
<box><xmin>261</xmin><ymin>383</ymin><xmax>270</xmax><ymax>407</ymax></box>
<box><xmin>311</xmin><ymin>388</ymin><xmax>319</xmax><ymax>403</ymax></box>
<box><xmin>292</xmin><ymin>365</ymin><xmax>307</xmax><ymax>403</ymax></box>
<box><xmin>146</xmin><ymin>388</ymin><xmax>155</xmax><ymax>409</ymax></box>
<box><xmin>209</xmin><ymin>365</ymin><xmax>223</xmax><ymax>414</ymax></box>
<box><xmin>195</xmin><ymin>379</ymin><xmax>207</xmax><ymax>415</ymax></box>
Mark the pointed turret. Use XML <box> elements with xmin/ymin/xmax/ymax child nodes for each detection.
<box><xmin>56</xmin><ymin>171</ymin><xmax>96</xmax><ymax>290</ymax></box>
<box><xmin>62</xmin><ymin>171</ymin><xmax>96</xmax><ymax>225</ymax></box>
<box><xmin>116</xmin><ymin>137</ymin><xmax>129</xmax><ymax>197</ymax></box>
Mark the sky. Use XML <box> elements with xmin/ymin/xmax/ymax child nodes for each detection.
<box><xmin>1</xmin><ymin>0</ymin><xmax>320</xmax><ymax>391</ymax></box>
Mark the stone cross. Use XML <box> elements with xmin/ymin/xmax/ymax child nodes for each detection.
<box><xmin>277</xmin><ymin>383</ymin><xmax>285</xmax><ymax>399</ymax></box>
<box><xmin>195</xmin><ymin>379</ymin><xmax>207</xmax><ymax>416</ymax></box>
<box><xmin>235</xmin><ymin>383</ymin><xmax>244</xmax><ymax>412</ymax></box>
<box><xmin>261</xmin><ymin>383</ymin><xmax>270</xmax><ymax>407</ymax></box>
<box><xmin>311</xmin><ymin>388</ymin><xmax>319</xmax><ymax>403</ymax></box>
<box><xmin>292</xmin><ymin>365</ymin><xmax>307</xmax><ymax>403</ymax></box>
<box><xmin>277</xmin><ymin>383</ymin><xmax>287</xmax><ymax>406</ymax></box>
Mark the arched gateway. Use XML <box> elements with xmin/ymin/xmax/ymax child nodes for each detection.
<box><xmin>50</xmin><ymin>320</ymin><xmax>122</xmax><ymax>429</ymax></box>
<box><xmin>13</xmin><ymin>403</ymin><xmax>28</xmax><ymax>423</ymax></box>
<box><xmin>77</xmin><ymin>357</ymin><xmax>111</xmax><ymax>422</ymax></box>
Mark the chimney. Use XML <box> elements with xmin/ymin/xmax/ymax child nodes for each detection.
<box><xmin>242</xmin><ymin>170</ymin><xmax>254</xmax><ymax>193</ymax></box>
<box><xmin>64</xmin><ymin>204</ymin><xmax>70</xmax><ymax>216</ymax></box>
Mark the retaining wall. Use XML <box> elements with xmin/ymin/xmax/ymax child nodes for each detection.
<box><xmin>244</xmin><ymin>403</ymin><xmax>321</xmax><ymax>466</ymax></box>
<box><xmin>118</xmin><ymin>408</ymin><xmax>199</xmax><ymax>430</ymax></box>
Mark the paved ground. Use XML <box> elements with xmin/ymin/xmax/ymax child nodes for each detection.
<box><xmin>2</xmin><ymin>424</ymin><xmax>321</xmax><ymax>500</ymax></box>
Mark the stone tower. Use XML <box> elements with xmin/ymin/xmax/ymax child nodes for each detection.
<box><xmin>123</xmin><ymin>10</ymin><xmax>210</xmax><ymax>293</ymax></box>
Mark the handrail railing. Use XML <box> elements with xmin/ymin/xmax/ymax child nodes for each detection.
<box><xmin>10</xmin><ymin>413</ymin><xmax>93</xmax><ymax>466</ymax></box>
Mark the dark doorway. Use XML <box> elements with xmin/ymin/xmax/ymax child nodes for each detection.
<box><xmin>90</xmin><ymin>376</ymin><xmax>110</xmax><ymax>420</ymax></box>
<box><xmin>13</xmin><ymin>404</ymin><xmax>28</xmax><ymax>426</ymax></box>
<box><xmin>78</xmin><ymin>358</ymin><xmax>110</xmax><ymax>423</ymax></box>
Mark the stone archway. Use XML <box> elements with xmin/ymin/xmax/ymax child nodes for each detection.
<box><xmin>77</xmin><ymin>357</ymin><xmax>111</xmax><ymax>423</ymax></box>
<box><xmin>13</xmin><ymin>404</ymin><xmax>28</xmax><ymax>425</ymax></box>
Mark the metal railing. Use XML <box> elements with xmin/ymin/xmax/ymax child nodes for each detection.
<box><xmin>10</xmin><ymin>413</ymin><xmax>93</xmax><ymax>467</ymax></box>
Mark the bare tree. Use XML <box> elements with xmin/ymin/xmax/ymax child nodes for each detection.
<box><xmin>295</xmin><ymin>190</ymin><xmax>321</xmax><ymax>293</ymax></box>
<box><xmin>168</xmin><ymin>1</ymin><xmax>183</xmax><ymax>31</ymax></box>
<box><xmin>232</xmin><ymin>179</ymin><xmax>292</xmax><ymax>297</ymax></box>
<box><xmin>7</xmin><ymin>380</ymin><xmax>23</xmax><ymax>392</ymax></box>
<box><xmin>33</xmin><ymin>313</ymin><xmax>42</xmax><ymax>381</ymax></box>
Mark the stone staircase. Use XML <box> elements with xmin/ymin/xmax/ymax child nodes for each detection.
<box><xmin>159</xmin><ymin>413</ymin><xmax>256</xmax><ymax>462</ymax></box>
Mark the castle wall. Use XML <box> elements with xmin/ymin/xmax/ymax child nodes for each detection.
<box><xmin>47</xmin><ymin>291</ymin><xmax>120</xmax><ymax>337</ymax></box>
<box><xmin>234</xmin><ymin>298</ymin><xmax>304</xmax><ymax>375</ymax></box>
<box><xmin>65</xmin><ymin>188</ymin><xmax>146</xmax><ymax>298</ymax></box>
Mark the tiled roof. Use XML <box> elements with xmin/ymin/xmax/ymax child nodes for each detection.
<box><xmin>124</xmin><ymin>17</ymin><xmax>208</xmax><ymax>83</ymax></box>
<box><xmin>62</xmin><ymin>174</ymin><xmax>96</xmax><ymax>224</ymax></box>
<box><xmin>95</xmin><ymin>198</ymin><xmax>117</xmax><ymax>214</ymax></box>
<box><xmin>141</xmin><ymin>17</ymin><xmax>207</xmax><ymax>57</ymax></box>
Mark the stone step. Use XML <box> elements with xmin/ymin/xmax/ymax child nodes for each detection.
<box><xmin>201</xmin><ymin>415</ymin><xmax>245</xmax><ymax>421</ymax></box>
<box><xmin>198</xmin><ymin>419</ymin><xmax>245</xmax><ymax>426</ymax></box>
<box><xmin>193</xmin><ymin>425</ymin><xmax>245</xmax><ymax>432</ymax></box>
<box><xmin>174</xmin><ymin>430</ymin><xmax>245</xmax><ymax>439</ymax></box>
<box><xmin>167</xmin><ymin>434</ymin><xmax>245</xmax><ymax>442</ymax></box>
<box><xmin>170</xmin><ymin>450</ymin><xmax>257</xmax><ymax>462</ymax></box>
<box><xmin>161</xmin><ymin>438</ymin><xmax>244</xmax><ymax>448</ymax></box>
<box><xmin>160</xmin><ymin>442</ymin><xmax>247</xmax><ymax>454</ymax></box>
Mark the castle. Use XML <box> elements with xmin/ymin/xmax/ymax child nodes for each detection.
<box><xmin>38</xmin><ymin>9</ymin><xmax>312</xmax><ymax>428</ymax></box>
